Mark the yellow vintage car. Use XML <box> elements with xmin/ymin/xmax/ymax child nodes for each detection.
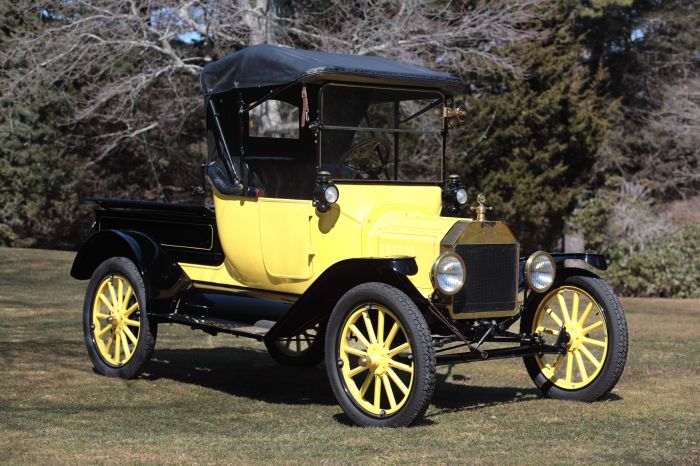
<box><xmin>71</xmin><ymin>45</ymin><xmax>628</xmax><ymax>427</ymax></box>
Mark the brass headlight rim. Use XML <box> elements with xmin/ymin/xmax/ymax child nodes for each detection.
<box><xmin>430</xmin><ymin>252</ymin><xmax>466</xmax><ymax>296</ymax></box>
<box><xmin>525</xmin><ymin>251</ymin><xmax>556</xmax><ymax>293</ymax></box>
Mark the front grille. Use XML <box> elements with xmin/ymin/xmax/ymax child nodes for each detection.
<box><xmin>453</xmin><ymin>243</ymin><xmax>518</xmax><ymax>314</ymax></box>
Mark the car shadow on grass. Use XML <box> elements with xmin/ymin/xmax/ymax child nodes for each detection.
<box><xmin>141</xmin><ymin>346</ymin><xmax>590</xmax><ymax>421</ymax></box>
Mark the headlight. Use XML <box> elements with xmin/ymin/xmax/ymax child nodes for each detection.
<box><xmin>431</xmin><ymin>253</ymin><xmax>465</xmax><ymax>295</ymax></box>
<box><xmin>455</xmin><ymin>188</ymin><xmax>468</xmax><ymax>206</ymax></box>
<box><xmin>324</xmin><ymin>184</ymin><xmax>339</xmax><ymax>203</ymax></box>
<box><xmin>525</xmin><ymin>251</ymin><xmax>555</xmax><ymax>292</ymax></box>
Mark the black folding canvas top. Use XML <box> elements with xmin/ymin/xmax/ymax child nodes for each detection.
<box><xmin>200</xmin><ymin>44</ymin><xmax>465</xmax><ymax>97</ymax></box>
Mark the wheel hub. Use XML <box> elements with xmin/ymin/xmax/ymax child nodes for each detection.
<box><xmin>364</xmin><ymin>344</ymin><xmax>390</xmax><ymax>376</ymax></box>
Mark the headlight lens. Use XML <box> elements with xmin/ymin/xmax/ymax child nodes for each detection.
<box><xmin>525</xmin><ymin>251</ymin><xmax>555</xmax><ymax>292</ymax></box>
<box><xmin>324</xmin><ymin>184</ymin><xmax>339</xmax><ymax>203</ymax></box>
<box><xmin>455</xmin><ymin>188</ymin><xmax>468</xmax><ymax>205</ymax></box>
<box><xmin>431</xmin><ymin>253</ymin><xmax>465</xmax><ymax>295</ymax></box>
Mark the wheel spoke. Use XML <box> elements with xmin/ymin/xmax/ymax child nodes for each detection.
<box><xmin>349</xmin><ymin>324</ymin><xmax>371</xmax><ymax>349</ymax></box>
<box><xmin>545</xmin><ymin>354</ymin><xmax>564</xmax><ymax>378</ymax></box>
<box><xmin>377</xmin><ymin>309</ymin><xmax>385</xmax><ymax>346</ymax></box>
<box><xmin>120</xmin><ymin>332</ymin><xmax>131</xmax><ymax>359</ymax></box>
<box><xmin>95</xmin><ymin>324</ymin><xmax>112</xmax><ymax>338</ymax></box>
<box><xmin>387</xmin><ymin>359</ymin><xmax>413</xmax><ymax>374</ymax></box>
<box><xmin>575</xmin><ymin>350</ymin><xmax>588</xmax><ymax>381</ymax></box>
<box><xmin>122</xmin><ymin>286</ymin><xmax>133</xmax><ymax>313</ymax></box>
<box><xmin>347</xmin><ymin>364</ymin><xmax>368</xmax><ymax>377</ymax></box>
<box><xmin>565</xmin><ymin>352</ymin><xmax>573</xmax><ymax>383</ymax></box>
<box><xmin>535</xmin><ymin>326</ymin><xmax>558</xmax><ymax>336</ymax></box>
<box><xmin>386</xmin><ymin>368</ymin><xmax>409</xmax><ymax>395</ymax></box>
<box><xmin>382</xmin><ymin>374</ymin><xmax>396</xmax><ymax>409</ymax></box>
<box><xmin>362</xmin><ymin>309</ymin><xmax>377</xmax><ymax>344</ymax></box>
<box><xmin>582</xmin><ymin>320</ymin><xmax>604</xmax><ymax>334</ymax></box>
<box><xmin>579</xmin><ymin>344</ymin><xmax>601</xmax><ymax>369</ymax></box>
<box><xmin>384</xmin><ymin>323</ymin><xmax>399</xmax><ymax>350</ymax></box>
<box><xmin>582</xmin><ymin>336</ymin><xmax>606</xmax><ymax>348</ymax></box>
<box><xmin>123</xmin><ymin>302</ymin><xmax>139</xmax><ymax>318</ymax></box>
<box><xmin>106</xmin><ymin>334</ymin><xmax>115</xmax><ymax>354</ymax></box>
<box><xmin>117</xmin><ymin>278</ymin><xmax>124</xmax><ymax>311</ymax></box>
<box><xmin>373</xmin><ymin>375</ymin><xmax>382</xmax><ymax>410</ymax></box>
<box><xmin>557</xmin><ymin>293</ymin><xmax>570</xmax><ymax>324</ymax></box>
<box><xmin>387</xmin><ymin>342</ymin><xmax>410</xmax><ymax>358</ymax></box>
<box><xmin>546</xmin><ymin>308</ymin><xmax>563</xmax><ymax>327</ymax></box>
<box><xmin>98</xmin><ymin>293</ymin><xmax>115</xmax><ymax>313</ymax></box>
<box><xmin>123</xmin><ymin>326</ymin><xmax>138</xmax><ymax>345</ymax></box>
<box><xmin>114</xmin><ymin>331</ymin><xmax>121</xmax><ymax>362</ymax></box>
<box><xmin>123</xmin><ymin>318</ymin><xmax>140</xmax><ymax>327</ymax></box>
<box><xmin>343</xmin><ymin>346</ymin><xmax>367</xmax><ymax>357</ymax></box>
<box><xmin>95</xmin><ymin>312</ymin><xmax>111</xmax><ymax>320</ymax></box>
<box><xmin>578</xmin><ymin>302</ymin><xmax>594</xmax><ymax>327</ymax></box>
<box><xmin>107</xmin><ymin>280</ymin><xmax>118</xmax><ymax>312</ymax></box>
<box><xmin>359</xmin><ymin>371</ymin><xmax>373</xmax><ymax>397</ymax></box>
<box><xmin>571</xmin><ymin>292</ymin><xmax>580</xmax><ymax>324</ymax></box>
<box><xmin>295</xmin><ymin>335</ymin><xmax>301</xmax><ymax>352</ymax></box>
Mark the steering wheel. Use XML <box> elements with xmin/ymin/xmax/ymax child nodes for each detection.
<box><xmin>337</xmin><ymin>137</ymin><xmax>393</xmax><ymax>180</ymax></box>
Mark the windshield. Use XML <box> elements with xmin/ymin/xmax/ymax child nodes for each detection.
<box><xmin>319</xmin><ymin>84</ymin><xmax>444</xmax><ymax>182</ymax></box>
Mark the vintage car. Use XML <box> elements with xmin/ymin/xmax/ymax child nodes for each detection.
<box><xmin>71</xmin><ymin>45</ymin><xmax>628</xmax><ymax>427</ymax></box>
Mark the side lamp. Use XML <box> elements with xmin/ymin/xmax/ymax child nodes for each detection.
<box><xmin>313</xmin><ymin>170</ymin><xmax>339</xmax><ymax>214</ymax></box>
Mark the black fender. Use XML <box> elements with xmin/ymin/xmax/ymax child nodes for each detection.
<box><xmin>70</xmin><ymin>230</ymin><xmax>189</xmax><ymax>312</ymax></box>
<box><xmin>519</xmin><ymin>252</ymin><xmax>607</xmax><ymax>291</ymax></box>
<box><xmin>265</xmin><ymin>257</ymin><xmax>421</xmax><ymax>340</ymax></box>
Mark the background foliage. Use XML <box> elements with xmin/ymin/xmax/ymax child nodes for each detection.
<box><xmin>1</xmin><ymin>0</ymin><xmax>698</xmax><ymax>296</ymax></box>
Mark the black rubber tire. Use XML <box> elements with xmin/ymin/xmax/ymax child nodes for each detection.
<box><xmin>265</xmin><ymin>321</ymin><xmax>326</xmax><ymax>367</ymax></box>
<box><xmin>521</xmin><ymin>273</ymin><xmax>628</xmax><ymax>401</ymax></box>
<box><xmin>325</xmin><ymin>282</ymin><xmax>436</xmax><ymax>427</ymax></box>
<box><xmin>82</xmin><ymin>257</ymin><xmax>157</xmax><ymax>379</ymax></box>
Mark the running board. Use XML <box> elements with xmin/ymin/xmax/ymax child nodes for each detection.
<box><xmin>155</xmin><ymin>313</ymin><xmax>273</xmax><ymax>340</ymax></box>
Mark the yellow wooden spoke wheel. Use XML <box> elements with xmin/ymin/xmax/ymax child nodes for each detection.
<box><xmin>532</xmin><ymin>286</ymin><xmax>608</xmax><ymax>390</ymax></box>
<box><xmin>325</xmin><ymin>283</ymin><xmax>435</xmax><ymax>427</ymax></box>
<box><xmin>521</xmin><ymin>274</ymin><xmax>628</xmax><ymax>401</ymax></box>
<box><xmin>91</xmin><ymin>274</ymin><xmax>141</xmax><ymax>367</ymax></box>
<box><xmin>83</xmin><ymin>257</ymin><xmax>157</xmax><ymax>379</ymax></box>
<box><xmin>339</xmin><ymin>304</ymin><xmax>414</xmax><ymax>416</ymax></box>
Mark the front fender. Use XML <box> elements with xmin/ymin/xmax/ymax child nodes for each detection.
<box><xmin>71</xmin><ymin>230</ymin><xmax>188</xmax><ymax>310</ymax></box>
<box><xmin>265</xmin><ymin>257</ymin><xmax>420</xmax><ymax>340</ymax></box>
<box><xmin>518</xmin><ymin>252</ymin><xmax>607</xmax><ymax>290</ymax></box>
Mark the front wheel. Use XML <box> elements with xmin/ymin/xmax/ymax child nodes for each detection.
<box><xmin>521</xmin><ymin>274</ymin><xmax>628</xmax><ymax>401</ymax></box>
<box><xmin>325</xmin><ymin>283</ymin><xmax>435</xmax><ymax>427</ymax></box>
<box><xmin>82</xmin><ymin>257</ymin><xmax>157</xmax><ymax>379</ymax></box>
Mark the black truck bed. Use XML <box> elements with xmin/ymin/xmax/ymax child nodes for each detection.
<box><xmin>89</xmin><ymin>197</ymin><xmax>224</xmax><ymax>266</ymax></box>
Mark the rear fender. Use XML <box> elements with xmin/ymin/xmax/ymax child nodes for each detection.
<box><xmin>70</xmin><ymin>230</ymin><xmax>188</xmax><ymax>311</ymax></box>
<box><xmin>265</xmin><ymin>257</ymin><xmax>421</xmax><ymax>340</ymax></box>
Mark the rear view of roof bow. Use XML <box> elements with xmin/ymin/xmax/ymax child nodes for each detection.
<box><xmin>200</xmin><ymin>44</ymin><xmax>466</xmax><ymax>97</ymax></box>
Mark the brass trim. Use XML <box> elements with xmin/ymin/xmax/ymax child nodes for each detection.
<box><xmin>443</xmin><ymin>105</ymin><xmax>467</xmax><ymax>122</ymax></box>
<box><xmin>524</xmin><ymin>251</ymin><xmax>556</xmax><ymax>293</ymax></box>
<box><xmin>430</xmin><ymin>252</ymin><xmax>466</xmax><ymax>296</ymax></box>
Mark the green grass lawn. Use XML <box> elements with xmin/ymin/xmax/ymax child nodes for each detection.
<box><xmin>1</xmin><ymin>247</ymin><xmax>698</xmax><ymax>465</ymax></box>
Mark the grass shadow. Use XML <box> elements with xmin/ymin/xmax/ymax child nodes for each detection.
<box><xmin>144</xmin><ymin>347</ymin><xmax>336</xmax><ymax>406</ymax></box>
<box><xmin>143</xmin><ymin>346</ymin><xmax>603</xmax><ymax>418</ymax></box>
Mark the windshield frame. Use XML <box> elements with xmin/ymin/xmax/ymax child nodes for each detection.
<box><xmin>317</xmin><ymin>83</ymin><xmax>447</xmax><ymax>184</ymax></box>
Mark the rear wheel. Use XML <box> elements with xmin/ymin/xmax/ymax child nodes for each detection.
<box><xmin>265</xmin><ymin>321</ymin><xmax>325</xmax><ymax>366</ymax></box>
<box><xmin>325</xmin><ymin>283</ymin><xmax>435</xmax><ymax>427</ymax></box>
<box><xmin>521</xmin><ymin>274</ymin><xmax>628</xmax><ymax>401</ymax></box>
<box><xmin>83</xmin><ymin>257</ymin><xmax>157</xmax><ymax>379</ymax></box>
